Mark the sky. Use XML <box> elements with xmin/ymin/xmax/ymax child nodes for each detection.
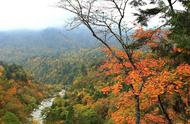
<box><xmin>0</xmin><ymin>0</ymin><xmax>184</xmax><ymax>31</ymax></box>
<box><xmin>0</xmin><ymin>0</ymin><xmax>69</xmax><ymax>31</ymax></box>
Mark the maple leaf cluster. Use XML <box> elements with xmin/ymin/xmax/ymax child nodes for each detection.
<box><xmin>99</xmin><ymin>28</ymin><xmax>190</xmax><ymax>123</ymax></box>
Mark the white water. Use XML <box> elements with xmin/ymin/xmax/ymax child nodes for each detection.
<box><xmin>30</xmin><ymin>89</ymin><xmax>65</xmax><ymax>124</ymax></box>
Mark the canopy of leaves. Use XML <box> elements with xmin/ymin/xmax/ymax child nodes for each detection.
<box><xmin>0</xmin><ymin>62</ymin><xmax>53</xmax><ymax>124</ymax></box>
<box><xmin>2</xmin><ymin>112</ymin><xmax>21</xmax><ymax>124</ymax></box>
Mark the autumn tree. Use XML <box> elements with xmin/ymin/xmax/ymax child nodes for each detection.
<box><xmin>58</xmin><ymin>0</ymin><xmax>147</xmax><ymax>123</ymax></box>
<box><xmin>100</xmin><ymin>47</ymin><xmax>190</xmax><ymax>123</ymax></box>
<box><xmin>58</xmin><ymin>0</ymin><xmax>190</xmax><ymax>123</ymax></box>
<box><xmin>0</xmin><ymin>62</ymin><xmax>50</xmax><ymax>123</ymax></box>
<box><xmin>0</xmin><ymin>65</ymin><xmax>4</xmax><ymax>77</ymax></box>
<box><xmin>133</xmin><ymin>0</ymin><xmax>190</xmax><ymax>60</ymax></box>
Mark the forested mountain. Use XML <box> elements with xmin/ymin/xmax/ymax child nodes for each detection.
<box><xmin>0</xmin><ymin>0</ymin><xmax>190</xmax><ymax>123</ymax></box>
<box><xmin>0</xmin><ymin>27</ymin><xmax>96</xmax><ymax>49</ymax></box>
<box><xmin>0</xmin><ymin>27</ymin><xmax>108</xmax><ymax>84</ymax></box>
<box><xmin>0</xmin><ymin>27</ymin><xmax>98</xmax><ymax>63</ymax></box>
<box><xmin>40</xmin><ymin>0</ymin><xmax>190</xmax><ymax>123</ymax></box>
<box><xmin>0</xmin><ymin>62</ymin><xmax>54</xmax><ymax>124</ymax></box>
<box><xmin>23</xmin><ymin>48</ymin><xmax>104</xmax><ymax>84</ymax></box>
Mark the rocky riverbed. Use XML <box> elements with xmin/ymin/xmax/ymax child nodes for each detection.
<box><xmin>30</xmin><ymin>89</ymin><xmax>65</xmax><ymax>124</ymax></box>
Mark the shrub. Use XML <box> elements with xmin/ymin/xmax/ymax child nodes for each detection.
<box><xmin>2</xmin><ymin>112</ymin><xmax>21</xmax><ymax>124</ymax></box>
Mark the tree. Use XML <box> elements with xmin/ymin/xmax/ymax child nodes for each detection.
<box><xmin>73</xmin><ymin>104</ymin><xmax>102</xmax><ymax>124</ymax></box>
<box><xmin>58</xmin><ymin>0</ymin><xmax>149</xmax><ymax>123</ymax></box>
<box><xmin>100</xmin><ymin>48</ymin><xmax>190</xmax><ymax>123</ymax></box>
<box><xmin>2</xmin><ymin>112</ymin><xmax>21</xmax><ymax>124</ymax></box>
<box><xmin>132</xmin><ymin>0</ymin><xmax>190</xmax><ymax>50</ymax></box>
<box><xmin>169</xmin><ymin>1</ymin><xmax>190</xmax><ymax>50</ymax></box>
<box><xmin>58</xmin><ymin>0</ymin><xmax>190</xmax><ymax>123</ymax></box>
<box><xmin>0</xmin><ymin>65</ymin><xmax>4</xmax><ymax>77</ymax></box>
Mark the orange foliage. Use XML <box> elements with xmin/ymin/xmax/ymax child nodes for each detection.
<box><xmin>99</xmin><ymin>27</ymin><xmax>190</xmax><ymax>123</ymax></box>
<box><xmin>100</xmin><ymin>47</ymin><xmax>190</xmax><ymax>123</ymax></box>
<box><xmin>132</xmin><ymin>28</ymin><xmax>156</xmax><ymax>39</ymax></box>
<box><xmin>101</xmin><ymin>86</ymin><xmax>110</xmax><ymax>94</ymax></box>
<box><xmin>36</xmin><ymin>92</ymin><xmax>43</xmax><ymax>98</ymax></box>
<box><xmin>132</xmin><ymin>27</ymin><xmax>171</xmax><ymax>41</ymax></box>
<box><xmin>144</xmin><ymin>114</ymin><xmax>165</xmax><ymax>124</ymax></box>
<box><xmin>111</xmin><ymin>82</ymin><xmax>123</xmax><ymax>95</ymax></box>
<box><xmin>8</xmin><ymin>87</ymin><xmax>17</xmax><ymax>95</ymax></box>
<box><xmin>132</xmin><ymin>27</ymin><xmax>172</xmax><ymax>50</ymax></box>
<box><xmin>176</xmin><ymin>64</ymin><xmax>190</xmax><ymax>76</ymax></box>
<box><xmin>111</xmin><ymin>110</ymin><xmax>127</xmax><ymax>124</ymax></box>
<box><xmin>0</xmin><ymin>65</ymin><xmax>4</xmax><ymax>77</ymax></box>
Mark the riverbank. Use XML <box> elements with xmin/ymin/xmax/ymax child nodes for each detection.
<box><xmin>30</xmin><ymin>89</ymin><xmax>65</xmax><ymax>124</ymax></box>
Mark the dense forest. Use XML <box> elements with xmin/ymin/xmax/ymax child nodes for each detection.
<box><xmin>0</xmin><ymin>62</ymin><xmax>57</xmax><ymax>124</ymax></box>
<box><xmin>0</xmin><ymin>28</ymin><xmax>97</xmax><ymax>64</ymax></box>
<box><xmin>0</xmin><ymin>28</ymin><xmax>103</xmax><ymax>84</ymax></box>
<box><xmin>41</xmin><ymin>0</ymin><xmax>190</xmax><ymax>124</ymax></box>
<box><xmin>0</xmin><ymin>0</ymin><xmax>190</xmax><ymax>124</ymax></box>
<box><xmin>23</xmin><ymin>49</ymin><xmax>104</xmax><ymax>84</ymax></box>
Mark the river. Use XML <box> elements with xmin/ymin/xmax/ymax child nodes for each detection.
<box><xmin>30</xmin><ymin>89</ymin><xmax>65</xmax><ymax>124</ymax></box>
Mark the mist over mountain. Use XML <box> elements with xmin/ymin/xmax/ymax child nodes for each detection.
<box><xmin>0</xmin><ymin>27</ymin><xmax>98</xmax><ymax>49</ymax></box>
<box><xmin>0</xmin><ymin>27</ymin><xmax>99</xmax><ymax>63</ymax></box>
<box><xmin>0</xmin><ymin>26</ymin><xmax>121</xmax><ymax>83</ymax></box>
<box><xmin>0</xmin><ymin>27</ymin><xmax>114</xmax><ymax>83</ymax></box>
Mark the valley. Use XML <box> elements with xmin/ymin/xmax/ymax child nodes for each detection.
<box><xmin>0</xmin><ymin>0</ymin><xmax>190</xmax><ymax>123</ymax></box>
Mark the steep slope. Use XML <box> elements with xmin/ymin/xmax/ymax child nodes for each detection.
<box><xmin>0</xmin><ymin>62</ymin><xmax>52</xmax><ymax>124</ymax></box>
<box><xmin>0</xmin><ymin>27</ymin><xmax>97</xmax><ymax>64</ymax></box>
<box><xmin>23</xmin><ymin>48</ymin><xmax>104</xmax><ymax>84</ymax></box>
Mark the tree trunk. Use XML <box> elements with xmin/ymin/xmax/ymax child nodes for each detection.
<box><xmin>135</xmin><ymin>95</ymin><xmax>140</xmax><ymax>124</ymax></box>
<box><xmin>158</xmin><ymin>95</ymin><xmax>172</xmax><ymax>124</ymax></box>
<box><xmin>167</xmin><ymin>0</ymin><xmax>175</xmax><ymax>14</ymax></box>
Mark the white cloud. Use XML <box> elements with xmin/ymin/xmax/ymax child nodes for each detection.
<box><xmin>0</xmin><ymin>0</ymin><xmax>69</xmax><ymax>30</ymax></box>
<box><xmin>0</xmin><ymin>0</ymin><xmax>184</xmax><ymax>31</ymax></box>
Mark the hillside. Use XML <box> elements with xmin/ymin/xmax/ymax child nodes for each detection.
<box><xmin>23</xmin><ymin>48</ymin><xmax>104</xmax><ymax>84</ymax></box>
<box><xmin>0</xmin><ymin>62</ymin><xmax>54</xmax><ymax>124</ymax></box>
<box><xmin>0</xmin><ymin>27</ymin><xmax>98</xmax><ymax>64</ymax></box>
<box><xmin>0</xmin><ymin>28</ymin><xmax>104</xmax><ymax>84</ymax></box>
<box><xmin>0</xmin><ymin>0</ymin><xmax>189</xmax><ymax>123</ymax></box>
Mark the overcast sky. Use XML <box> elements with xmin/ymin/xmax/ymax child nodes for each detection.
<box><xmin>0</xmin><ymin>0</ymin><xmax>70</xmax><ymax>31</ymax></box>
<box><xmin>0</xmin><ymin>0</ymin><xmax>184</xmax><ymax>31</ymax></box>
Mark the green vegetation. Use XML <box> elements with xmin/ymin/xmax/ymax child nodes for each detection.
<box><xmin>169</xmin><ymin>1</ymin><xmax>190</xmax><ymax>50</ymax></box>
<box><xmin>2</xmin><ymin>112</ymin><xmax>21</xmax><ymax>124</ymax></box>
<box><xmin>0</xmin><ymin>62</ymin><xmax>53</xmax><ymax>124</ymax></box>
<box><xmin>0</xmin><ymin>48</ymin><xmax>105</xmax><ymax>124</ymax></box>
<box><xmin>43</xmin><ymin>63</ymin><xmax>109</xmax><ymax>124</ymax></box>
<box><xmin>40</xmin><ymin>1</ymin><xmax>190</xmax><ymax>122</ymax></box>
<box><xmin>0</xmin><ymin>1</ymin><xmax>189</xmax><ymax>124</ymax></box>
<box><xmin>23</xmin><ymin>48</ymin><xmax>104</xmax><ymax>84</ymax></box>
<box><xmin>0</xmin><ymin>28</ymin><xmax>96</xmax><ymax>64</ymax></box>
